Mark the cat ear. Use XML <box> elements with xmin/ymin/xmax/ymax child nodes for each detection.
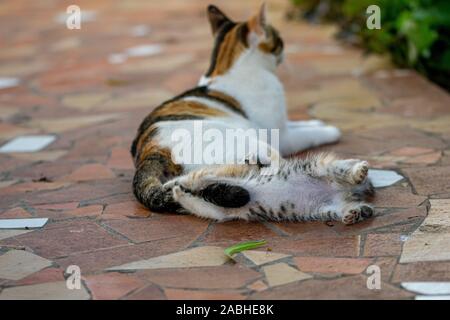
<box><xmin>207</xmin><ymin>5</ymin><xmax>232</xmax><ymax>35</ymax></box>
<box><xmin>248</xmin><ymin>3</ymin><xmax>268</xmax><ymax>44</ymax></box>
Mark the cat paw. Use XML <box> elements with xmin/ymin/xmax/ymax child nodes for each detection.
<box><xmin>173</xmin><ymin>184</ymin><xmax>195</xmax><ymax>200</ymax></box>
<box><xmin>172</xmin><ymin>185</ymin><xmax>184</xmax><ymax>201</ymax></box>
<box><xmin>341</xmin><ymin>204</ymin><xmax>373</xmax><ymax>225</ymax></box>
<box><xmin>350</xmin><ymin>161</ymin><xmax>369</xmax><ymax>184</ymax></box>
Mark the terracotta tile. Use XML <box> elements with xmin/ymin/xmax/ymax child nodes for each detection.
<box><xmin>203</xmin><ymin>221</ymin><xmax>277</xmax><ymax>245</ymax></box>
<box><xmin>64</xmin><ymin>164</ymin><xmax>115</xmax><ymax>181</ymax></box>
<box><xmin>64</xmin><ymin>205</ymin><xmax>104</xmax><ymax>217</ymax></box>
<box><xmin>107</xmin><ymin>147</ymin><xmax>134</xmax><ymax>170</ymax></box>
<box><xmin>54</xmin><ymin>236</ymin><xmax>192</xmax><ymax>273</ymax></box>
<box><xmin>101</xmin><ymin>201</ymin><xmax>149</xmax><ymax>219</ymax></box>
<box><xmin>250</xmin><ymin>275</ymin><xmax>414</xmax><ymax>300</ymax></box>
<box><xmin>373</xmin><ymin>186</ymin><xmax>427</xmax><ymax>208</ymax></box>
<box><xmin>268</xmin><ymin>221</ymin><xmax>339</xmax><ymax>238</ymax></box>
<box><xmin>267</xmin><ymin>236</ymin><xmax>361</xmax><ymax>257</ymax></box>
<box><xmin>137</xmin><ymin>266</ymin><xmax>260</xmax><ymax>289</ymax></box>
<box><xmin>392</xmin><ymin>261</ymin><xmax>450</xmax><ymax>283</ymax></box>
<box><xmin>364</xmin><ymin>233</ymin><xmax>403</xmax><ymax>257</ymax></box>
<box><xmin>164</xmin><ymin>288</ymin><xmax>245</xmax><ymax>300</ymax></box>
<box><xmin>403</xmin><ymin>166</ymin><xmax>450</xmax><ymax>196</ymax></box>
<box><xmin>13</xmin><ymin>267</ymin><xmax>65</xmax><ymax>286</ymax></box>
<box><xmin>35</xmin><ymin>202</ymin><xmax>79</xmax><ymax>210</ymax></box>
<box><xmin>104</xmin><ymin>215</ymin><xmax>208</xmax><ymax>243</ymax></box>
<box><xmin>123</xmin><ymin>284</ymin><xmax>166</xmax><ymax>300</ymax></box>
<box><xmin>13</xmin><ymin>220</ymin><xmax>128</xmax><ymax>258</ymax></box>
<box><xmin>0</xmin><ymin>207</ymin><xmax>32</xmax><ymax>218</ymax></box>
<box><xmin>375</xmin><ymin>257</ymin><xmax>399</xmax><ymax>282</ymax></box>
<box><xmin>84</xmin><ymin>273</ymin><xmax>145</xmax><ymax>300</ymax></box>
<box><xmin>389</xmin><ymin>147</ymin><xmax>435</xmax><ymax>157</ymax></box>
<box><xmin>295</xmin><ymin>257</ymin><xmax>373</xmax><ymax>274</ymax></box>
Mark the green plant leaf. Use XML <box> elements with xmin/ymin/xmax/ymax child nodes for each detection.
<box><xmin>224</xmin><ymin>240</ymin><xmax>267</xmax><ymax>259</ymax></box>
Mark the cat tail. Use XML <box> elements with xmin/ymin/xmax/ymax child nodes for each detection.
<box><xmin>350</xmin><ymin>178</ymin><xmax>375</xmax><ymax>200</ymax></box>
<box><xmin>132</xmin><ymin>148</ymin><xmax>183</xmax><ymax>213</ymax></box>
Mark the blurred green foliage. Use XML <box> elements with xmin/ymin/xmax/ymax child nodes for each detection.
<box><xmin>290</xmin><ymin>0</ymin><xmax>450</xmax><ymax>90</ymax></box>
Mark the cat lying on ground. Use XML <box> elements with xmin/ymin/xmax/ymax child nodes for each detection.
<box><xmin>131</xmin><ymin>4</ymin><xmax>375</xmax><ymax>224</ymax></box>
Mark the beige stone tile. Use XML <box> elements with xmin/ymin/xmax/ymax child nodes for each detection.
<box><xmin>400</xmin><ymin>200</ymin><xmax>450</xmax><ymax>263</ymax></box>
<box><xmin>0</xmin><ymin>230</ymin><xmax>33</xmax><ymax>241</ymax></box>
<box><xmin>242</xmin><ymin>250</ymin><xmax>290</xmax><ymax>266</ymax></box>
<box><xmin>0</xmin><ymin>281</ymin><xmax>90</xmax><ymax>300</ymax></box>
<box><xmin>263</xmin><ymin>263</ymin><xmax>312</xmax><ymax>287</ymax></box>
<box><xmin>108</xmin><ymin>246</ymin><xmax>229</xmax><ymax>271</ymax></box>
<box><xmin>62</xmin><ymin>93</ymin><xmax>110</xmax><ymax>111</ymax></box>
<box><xmin>120</xmin><ymin>53</ymin><xmax>194</xmax><ymax>74</ymax></box>
<box><xmin>26</xmin><ymin>114</ymin><xmax>121</xmax><ymax>133</ymax></box>
<box><xmin>0</xmin><ymin>250</ymin><xmax>52</xmax><ymax>280</ymax></box>
<box><xmin>97</xmin><ymin>90</ymin><xmax>173</xmax><ymax>110</ymax></box>
<box><xmin>10</xmin><ymin>150</ymin><xmax>67</xmax><ymax>162</ymax></box>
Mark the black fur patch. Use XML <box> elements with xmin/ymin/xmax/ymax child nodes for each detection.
<box><xmin>205</xmin><ymin>21</ymin><xmax>237</xmax><ymax>77</ymax></box>
<box><xmin>199</xmin><ymin>183</ymin><xmax>250</xmax><ymax>208</ymax></box>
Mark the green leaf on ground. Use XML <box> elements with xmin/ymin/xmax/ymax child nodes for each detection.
<box><xmin>224</xmin><ymin>240</ymin><xmax>267</xmax><ymax>259</ymax></box>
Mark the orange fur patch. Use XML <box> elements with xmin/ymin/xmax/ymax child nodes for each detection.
<box><xmin>210</xmin><ymin>24</ymin><xmax>246</xmax><ymax>77</ymax></box>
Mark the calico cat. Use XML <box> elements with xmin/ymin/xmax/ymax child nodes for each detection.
<box><xmin>131</xmin><ymin>4</ymin><xmax>341</xmax><ymax>214</ymax></box>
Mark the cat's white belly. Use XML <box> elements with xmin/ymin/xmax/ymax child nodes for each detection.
<box><xmin>242</xmin><ymin>174</ymin><xmax>339</xmax><ymax>216</ymax></box>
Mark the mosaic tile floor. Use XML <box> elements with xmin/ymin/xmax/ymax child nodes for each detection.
<box><xmin>0</xmin><ymin>0</ymin><xmax>449</xmax><ymax>299</ymax></box>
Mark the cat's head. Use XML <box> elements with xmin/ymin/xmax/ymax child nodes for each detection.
<box><xmin>201</xmin><ymin>3</ymin><xmax>284</xmax><ymax>83</ymax></box>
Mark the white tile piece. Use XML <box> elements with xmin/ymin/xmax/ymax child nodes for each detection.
<box><xmin>368</xmin><ymin>169</ymin><xmax>404</xmax><ymax>188</ymax></box>
<box><xmin>0</xmin><ymin>229</ymin><xmax>33</xmax><ymax>241</ymax></box>
<box><xmin>125</xmin><ymin>44</ymin><xmax>163</xmax><ymax>57</ymax></box>
<box><xmin>108</xmin><ymin>246</ymin><xmax>228</xmax><ymax>271</ymax></box>
<box><xmin>0</xmin><ymin>77</ymin><xmax>19</xmax><ymax>89</ymax></box>
<box><xmin>415</xmin><ymin>295</ymin><xmax>450</xmax><ymax>300</ymax></box>
<box><xmin>402</xmin><ymin>282</ymin><xmax>450</xmax><ymax>295</ymax></box>
<box><xmin>131</xmin><ymin>25</ymin><xmax>151</xmax><ymax>37</ymax></box>
<box><xmin>0</xmin><ymin>218</ymin><xmax>48</xmax><ymax>229</ymax></box>
<box><xmin>0</xmin><ymin>281</ymin><xmax>90</xmax><ymax>300</ymax></box>
<box><xmin>0</xmin><ymin>135</ymin><xmax>55</xmax><ymax>153</ymax></box>
<box><xmin>0</xmin><ymin>250</ymin><xmax>52</xmax><ymax>280</ymax></box>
